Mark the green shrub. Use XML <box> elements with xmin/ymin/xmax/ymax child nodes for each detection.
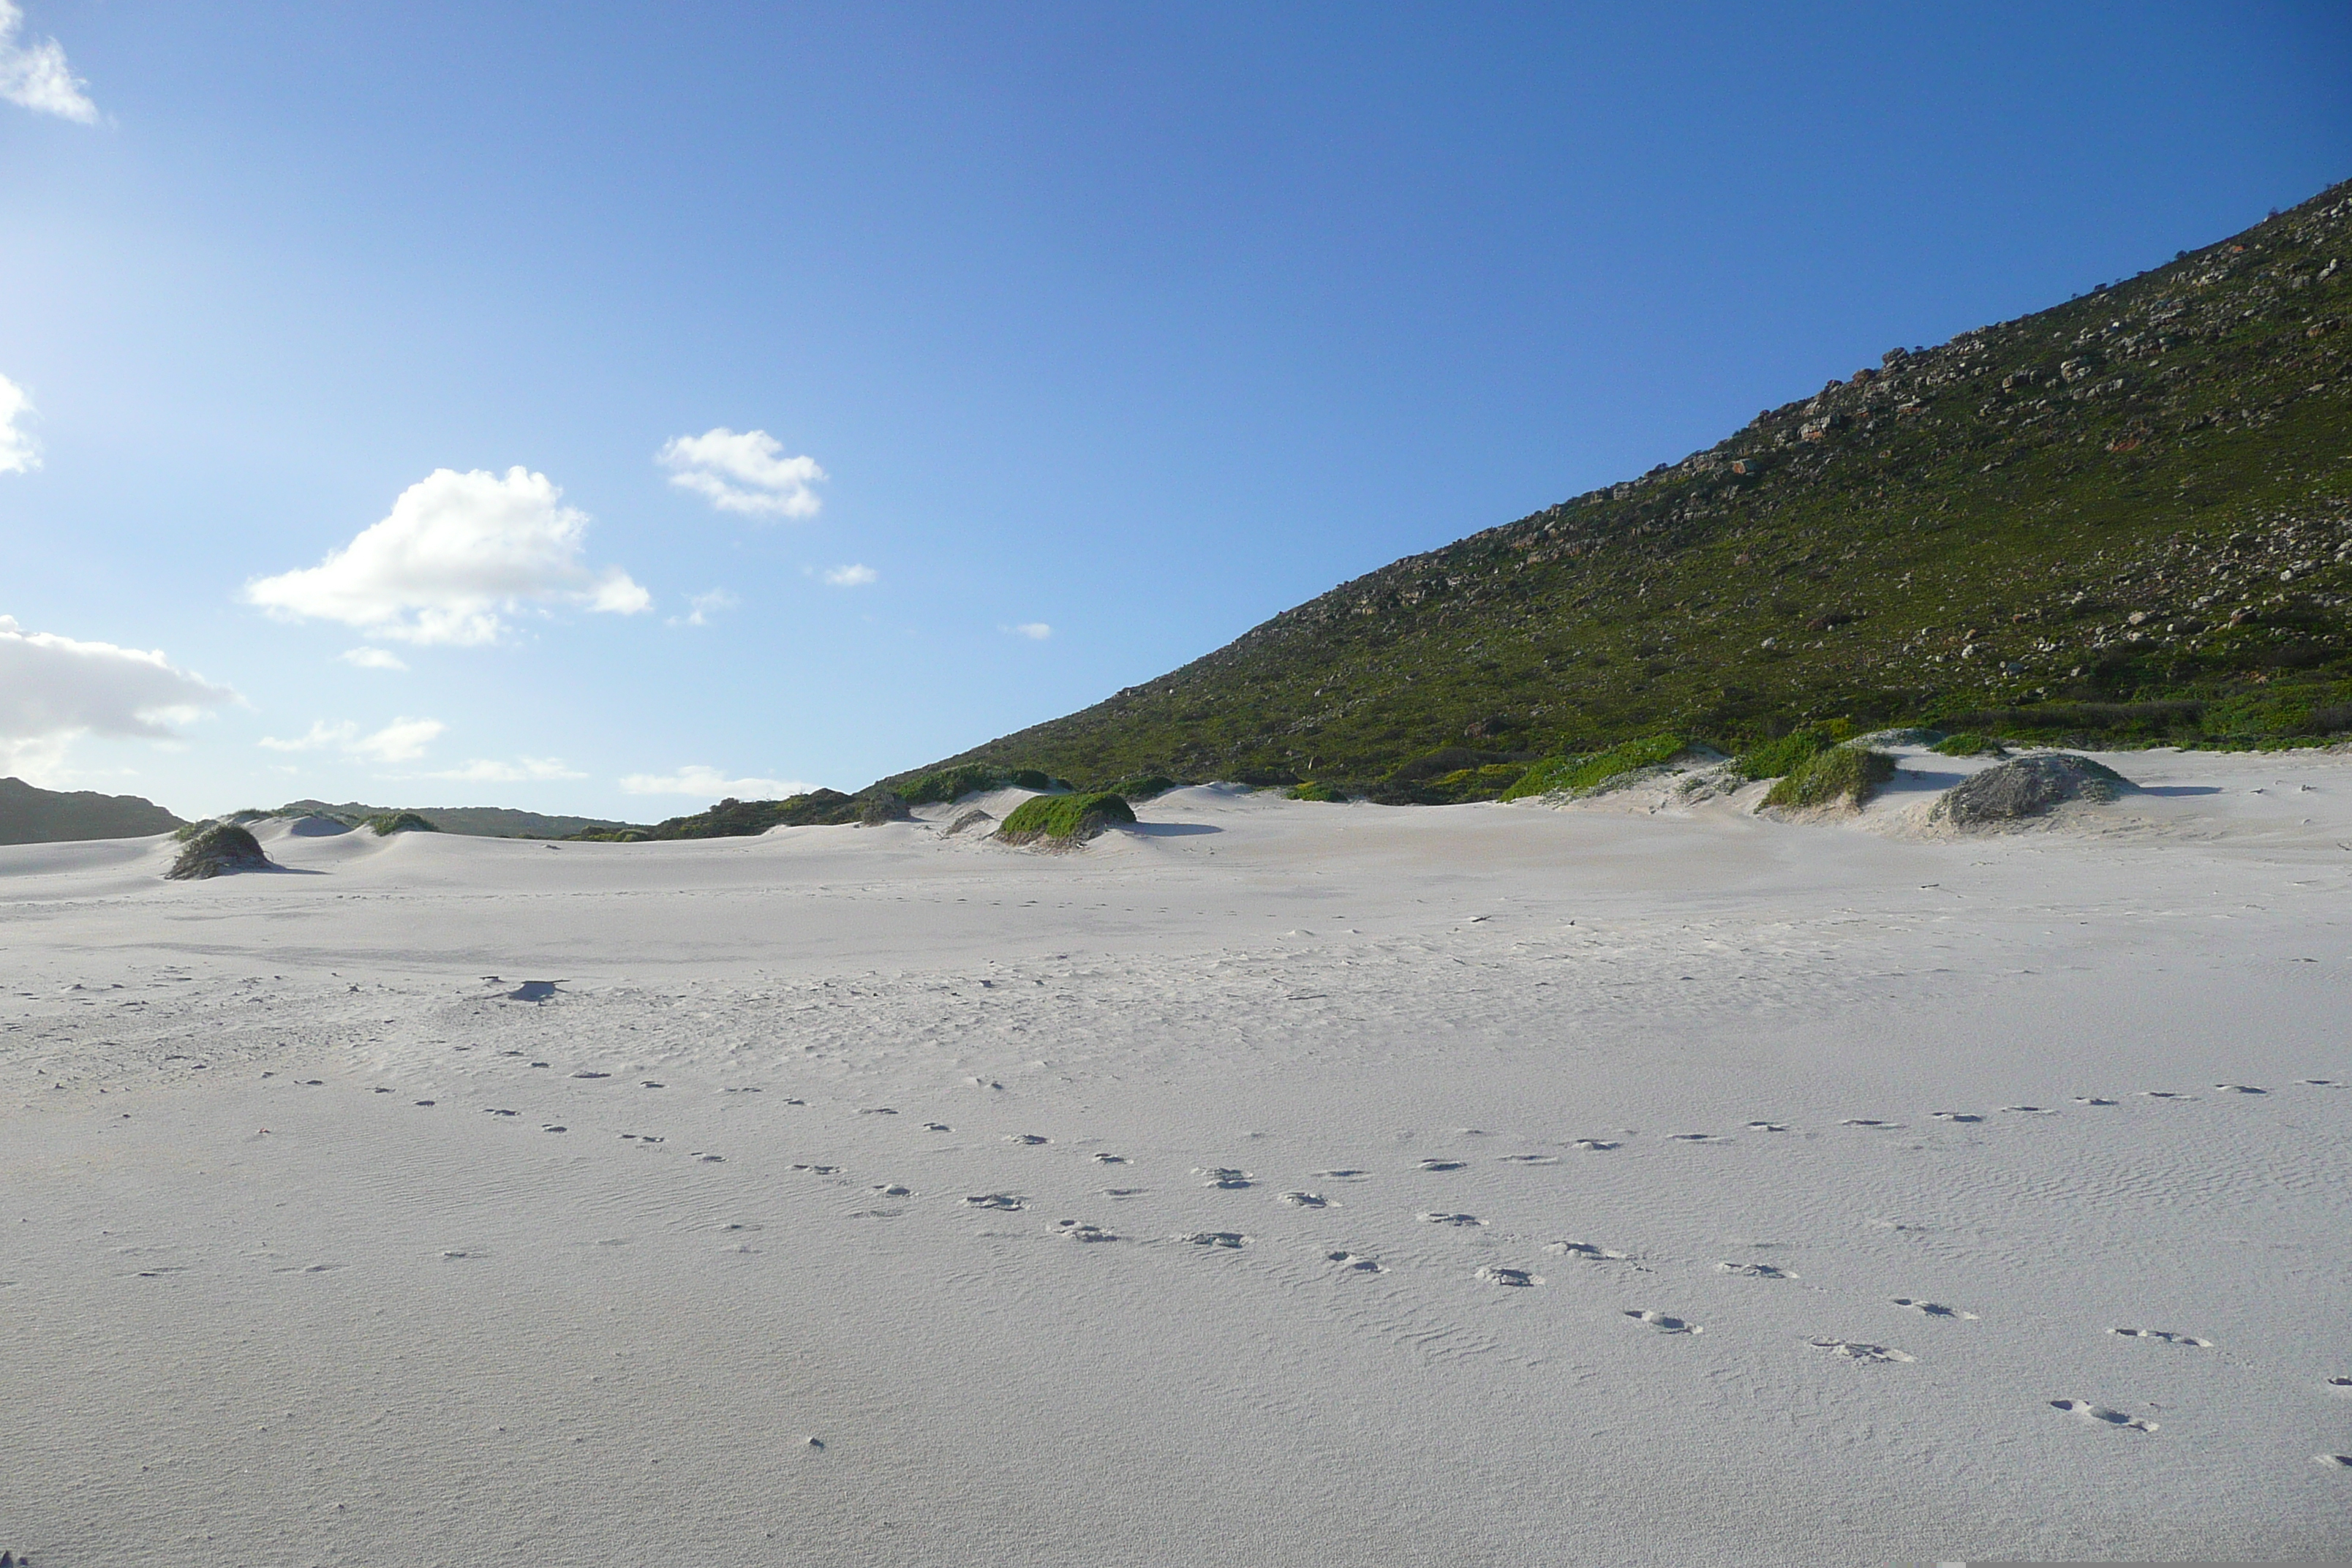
<box><xmin>1762</xmin><ymin>747</ymin><xmax>1896</xmax><ymax>809</ymax></box>
<box><xmin>1499</xmin><ymin>734</ymin><xmax>1687</xmax><ymax>800</ymax></box>
<box><xmin>1288</xmin><ymin>780</ymin><xmax>1346</xmax><ymax>802</ymax></box>
<box><xmin>166</xmin><ymin>822</ymin><xmax>270</xmax><ymax>879</ymax></box>
<box><xmin>1098</xmin><ymin>773</ymin><xmax>1181</xmax><ymax>800</ymax></box>
<box><xmin>1930</xmin><ymin>731</ymin><xmax>2008</xmax><ymax>757</ymax></box>
<box><xmin>1733</xmin><ymin>728</ymin><xmax>1835</xmax><ymax>781</ymax></box>
<box><xmin>366</xmin><ymin>812</ymin><xmax>438</xmax><ymax>836</ymax></box>
<box><xmin>997</xmin><ymin>791</ymin><xmax>1137</xmax><ymax>843</ymax></box>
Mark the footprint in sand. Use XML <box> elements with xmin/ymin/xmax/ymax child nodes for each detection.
<box><xmin>872</xmin><ymin>1184</ymin><xmax>913</xmax><ymax>1198</ymax></box>
<box><xmin>439</xmin><ymin>1250</ymin><xmax>483</xmax><ymax>1261</ymax></box>
<box><xmin>2326</xmin><ymin>1376</ymin><xmax>2352</xmax><ymax>1393</ymax></box>
<box><xmin>693</xmin><ymin>1153</ymin><xmax>725</xmax><ymax>1164</ymax></box>
<box><xmin>791</xmin><ymin>1164</ymin><xmax>842</xmax><ymax>1175</ymax></box>
<box><xmin>2109</xmin><ymin>1327</ymin><xmax>2214</xmax><ymax>1348</ymax></box>
<box><xmin>1842</xmin><ymin>1119</ymin><xmax>1899</xmax><ymax>1128</ymax></box>
<box><xmin>485</xmin><ymin>1108</ymin><xmax>518</xmax><ymax>1117</ymax></box>
<box><xmin>2073</xmin><ymin>1097</ymin><xmax>2119</xmax><ymax>1107</ymax></box>
<box><xmin>1327</xmin><ymin>1251</ymin><xmax>1384</xmax><ymax>1273</ymax></box>
<box><xmin>923</xmin><ymin>1123</ymin><xmax>951</xmax><ymax>1132</ymax></box>
<box><xmin>572</xmin><ymin>1071</ymin><xmax>609</xmax><ymax>1080</ymax></box>
<box><xmin>1180</xmin><ymin>1232</ymin><xmax>1248</xmax><ymax>1248</ymax></box>
<box><xmin>2315</xmin><ymin>1454</ymin><xmax>2352</xmax><ymax>1469</ymax></box>
<box><xmin>1717</xmin><ymin>1262</ymin><xmax>1796</xmax><ymax>1280</ymax></box>
<box><xmin>1196</xmin><ymin>1167</ymin><xmax>1254</xmax><ymax>1189</ymax></box>
<box><xmin>1417</xmin><ymin>1158</ymin><xmax>1467</xmax><ymax>1171</ymax></box>
<box><xmin>1624</xmin><ymin>1310</ymin><xmax>1700</xmax><ymax>1335</ymax></box>
<box><xmin>1101</xmin><ymin>1187</ymin><xmax>1147</xmax><ymax>1199</ymax></box>
<box><xmin>2001</xmin><ymin>1105</ymin><xmax>2057</xmax><ymax>1115</ymax></box>
<box><xmin>1497</xmin><ymin>1153</ymin><xmax>1558</xmax><ymax>1165</ymax></box>
<box><xmin>962</xmin><ymin>1194</ymin><xmax>1026</xmax><ymax>1211</ymax></box>
<box><xmin>1891</xmin><ymin>1298</ymin><xmax>1978</xmax><ymax>1319</ymax></box>
<box><xmin>1667</xmin><ymin>1133</ymin><xmax>1727</xmax><ymax>1143</ymax></box>
<box><xmin>1279</xmin><ymin>1191</ymin><xmax>1332</xmax><ymax>1207</ymax></box>
<box><xmin>2213</xmin><ymin>1084</ymin><xmax>2268</xmax><ymax>1095</ymax></box>
<box><xmin>2048</xmin><ymin>1399</ymin><xmax>2157</xmax><ymax>1432</ymax></box>
<box><xmin>1092</xmin><ymin>1153</ymin><xmax>1128</xmax><ymax>1165</ymax></box>
<box><xmin>1005</xmin><ymin>1134</ymin><xmax>1049</xmax><ymax>1146</ymax></box>
<box><xmin>860</xmin><ymin>1107</ymin><xmax>897</xmax><ymax>1116</ymax></box>
<box><xmin>1316</xmin><ymin>1169</ymin><xmax>1371</xmax><ymax>1181</ymax></box>
<box><xmin>1059</xmin><ymin>1222</ymin><xmax>1118</xmax><ymax>1243</ymax></box>
<box><xmin>1547</xmin><ymin>1240</ymin><xmax>1629</xmax><ymax>1262</ymax></box>
<box><xmin>1931</xmin><ymin>1112</ymin><xmax>1985</xmax><ymax>1123</ymax></box>
<box><xmin>1419</xmin><ymin>1212</ymin><xmax>1485</xmax><ymax>1227</ymax></box>
<box><xmin>2140</xmin><ymin>1090</ymin><xmax>2194</xmax><ymax>1100</ymax></box>
<box><xmin>1809</xmin><ymin>1339</ymin><xmax>1914</xmax><ymax>1363</ymax></box>
<box><xmin>541</xmin><ymin>1123</ymin><xmax>568</xmax><ymax>1134</ymax></box>
<box><xmin>640</xmin><ymin>1081</ymin><xmax>665</xmax><ymax>1089</ymax></box>
<box><xmin>414</xmin><ymin>1099</ymin><xmax>436</xmax><ymax>1107</ymax></box>
<box><xmin>1476</xmin><ymin>1266</ymin><xmax>1539</xmax><ymax>1287</ymax></box>
<box><xmin>372</xmin><ymin>1087</ymin><xmax>391</xmax><ymax>1095</ymax></box>
<box><xmin>1746</xmin><ymin>1121</ymin><xmax>1790</xmax><ymax>1133</ymax></box>
<box><xmin>1570</xmin><ymin>1139</ymin><xmax>1620</xmax><ymax>1152</ymax></box>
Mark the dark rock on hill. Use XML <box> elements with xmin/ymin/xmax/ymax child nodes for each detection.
<box><xmin>904</xmin><ymin>179</ymin><xmax>2352</xmax><ymax>795</ymax></box>
<box><xmin>0</xmin><ymin>777</ymin><xmax>185</xmax><ymax>845</ymax></box>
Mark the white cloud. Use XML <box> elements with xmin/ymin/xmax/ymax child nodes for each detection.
<box><xmin>338</xmin><ymin>647</ymin><xmax>407</xmax><ymax>671</ymax></box>
<box><xmin>0</xmin><ymin>373</ymin><xmax>39</xmax><ymax>474</ymax></box>
<box><xmin>619</xmin><ymin>764</ymin><xmax>812</xmax><ymax>799</ymax></box>
<box><xmin>1009</xmin><ymin>622</ymin><xmax>1052</xmax><ymax>641</ymax></box>
<box><xmin>657</xmin><ymin>428</ymin><xmax>824</xmax><ymax>519</ymax></box>
<box><xmin>0</xmin><ymin>614</ymin><xmax>235</xmax><ymax>780</ymax></box>
<box><xmin>821</xmin><ymin>563</ymin><xmax>878</xmax><ymax>587</ymax></box>
<box><xmin>671</xmin><ymin>588</ymin><xmax>738</xmax><ymax>627</ymax></box>
<box><xmin>257</xmin><ymin>716</ymin><xmax>445</xmax><ymax>764</ymax></box>
<box><xmin>427</xmin><ymin>756</ymin><xmax>584</xmax><ymax>784</ymax></box>
<box><xmin>243</xmin><ymin>467</ymin><xmax>651</xmax><ymax>646</ymax></box>
<box><xmin>0</xmin><ymin>2</ymin><xmax>97</xmax><ymax>124</ymax></box>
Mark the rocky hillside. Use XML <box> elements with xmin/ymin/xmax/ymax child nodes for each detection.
<box><xmin>906</xmin><ymin>179</ymin><xmax>2352</xmax><ymax>796</ymax></box>
<box><xmin>0</xmin><ymin>777</ymin><xmax>184</xmax><ymax>845</ymax></box>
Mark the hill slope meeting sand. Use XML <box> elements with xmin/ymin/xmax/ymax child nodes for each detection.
<box><xmin>4</xmin><ymin>752</ymin><xmax>2350</xmax><ymax>1565</ymax></box>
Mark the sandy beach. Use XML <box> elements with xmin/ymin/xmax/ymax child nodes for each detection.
<box><xmin>5</xmin><ymin>745</ymin><xmax>2351</xmax><ymax>1565</ymax></box>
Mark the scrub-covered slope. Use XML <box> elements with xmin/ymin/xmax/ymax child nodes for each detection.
<box><xmin>913</xmin><ymin>181</ymin><xmax>2352</xmax><ymax>794</ymax></box>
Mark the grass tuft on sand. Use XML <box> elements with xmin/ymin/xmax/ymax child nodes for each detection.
<box><xmin>1763</xmin><ymin>747</ymin><xmax>1897</xmax><ymax>810</ymax></box>
<box><xmin>997</xmin><ymin>791</ymin><xmax>1137</xmax><ymax>844</ymax></box>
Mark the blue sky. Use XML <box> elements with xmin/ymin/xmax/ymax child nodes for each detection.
<box><xmin>1</xmin><ymin>3</ymin><xmax>2347</xmax><ymax>818</ymax></box>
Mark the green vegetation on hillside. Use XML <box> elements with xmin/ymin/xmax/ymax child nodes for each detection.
<box><xmin>366</xmin><ymin>812</ymin><xmax>437</xmax><ymax>835</ymax></box>
<box><xmin>896</xmin><ymin>181</ymin><xmax>2352</xmax><ymax>798</ymax></box>
<box><xmin>1500</xmin><ymin>734</ymin><xmax>1692</xmax><ymax>800</ymax></box>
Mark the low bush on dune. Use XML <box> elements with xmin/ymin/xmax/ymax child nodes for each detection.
<box><xmin>1288</xmin><ymin>780</ymin><xmax>1346</xmax><ymax>802</ymax></box>
<box><xmin>1930</xmin><ymin>731</ymin><xmax>2007</xmax><ymax>757</ymax></box>
<box><xmin>996</xmin><ymin>791</ymin><xmax>1136</xmax><ymax>844</ymax></box>
<box><xmin>1499</xmin><ymin>734</ymin><xmax>1688</xmax><ymax>801</ymax></box>
<box><xmin>166</xmin><ymin>822</ymin><xmax>272</xmax><ymax>879</ymax></box>
<box><xmin>366</xmin><ymin>812</ymin><xmax>438</xmax><ymax>835</ymax></box>
<box><xmin>1762</xmin><ymin>747</ymin><xmax>1896</xmax><ymax>810</ymax></box>
<box><xmin>1732</xmin><ymin>728</ymin><xmax>1835</xmax><ymax>782</ymax></box>
<box><xmin>1096</xmin><ymin>773</ymin><xmax>1181</xmax><ymax>801</ymax></box>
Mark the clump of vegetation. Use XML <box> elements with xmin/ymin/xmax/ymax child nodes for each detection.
<box><xmin>997</xmin><ymin>791</ymin><xmax>1137</xmax><ymax>843</ymax></box>
<box><xmin>366</xmin><ymin>812</ymin><xmax>437</xmax><ymax>835</ymax></box>
<box><xmin>166</xmin><ymin>822</ymin><xmax>271</xmax><ymax>880</ymax></box>
<box><xmin>1500</xmin><ymin>734</ymin><xmax>1689</xmax><ymax>800</ymax></box>
<box><xmin>1762</xmin><ymin>747</ymin><xmax>1897</xmax><ymax>810</ymax></box>
<box><xmin>1733</xmin><ymin>728</ymin><xmax>1836</xmax><ymax>781</ymax></box>
<box><xmin>1421</xmin><ymin>764</ymin><xmax>1529</xmax><ymax>802</ymax></box>
<box><xmin>894</xmin><ymin>766</ymin><xmax>1069</xmax><ymax>805</ymax></box>
<box><xmin>1931</xmin><ymin>753</ymin><xmax>2133</xmax><ymax>828</ymax></box>
<box><xmin>1931</xmin><ymin>732</ymin><xmax>2008</xmax><ymax>757</ymax></box>
<box><xmin>1288</xmin><ymin>780</ymin><xmax>1346</xmax><ymax>802</ymax></box>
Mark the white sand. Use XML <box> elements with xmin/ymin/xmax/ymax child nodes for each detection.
<box><xmin>4</xmin><ymin>750</ymin><xmax>2350</xmax><ymax>1564</ymax></box>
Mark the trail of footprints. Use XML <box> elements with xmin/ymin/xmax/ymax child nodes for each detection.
<box><xmin>342</xmin><ymin>1044</ymin><xmax>2350</xmax><ymax>1466</ymax></box>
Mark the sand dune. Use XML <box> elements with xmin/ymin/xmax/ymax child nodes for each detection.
<box><xmin>4</xmin><ymin>751</ymin><xmax>2350</xmax><ymax>1564</ymax></box>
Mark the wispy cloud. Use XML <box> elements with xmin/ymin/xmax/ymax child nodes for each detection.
<box><xmin>657</xmin><ymin>428</ymin><xmax>824</xmax><ymax>519</ymax></box>
<box><xmin>0</xmin><ymin>2</ymin><xmax>97</xmax><ymax>124</ymax></box>
<box><xmin>258</xmin><ymin>716</ymin><xmax>445</xmax><ymax>764</ymax></box>
<box><xmin>619</xmin><ymin>764</ymin><xmax>812</xmax><ymax>799</ymax></box>
<box><xmin>0</xmin><ymin>373</ymin><xmax>39</xmax><ymax>475</ymax></box>
<box><xmin>1007</xmin><ymin>622</ymin><xmax>1052</xmax><ymax>641</ymax></box>
<box><xmin>338</xmin><ymin>647</ymin><xmax>407</xmax><ymax>671</ymax></box>
<box><xmin>244</xmin><ymin>467</ymin><xmax>649</xmax><ymax>646</ymax></box>
<box><xmin>0</xmin><ymin>614</ymin><xmax>235</xmax><ymax>782</ymax></box>
<box><xmin>821</xmin><ymin>563</ymin><xmax>878</xmax><ymax>587</ymax></box>
<box><xmin>427</xmin><ymin>756</ymin><xmax>584</xmax><ymax>784</ymax></box>
<box><xmin>670</xmin><ymin>588</ymin><xmax>739</xmax><ymax>627</ymax></box>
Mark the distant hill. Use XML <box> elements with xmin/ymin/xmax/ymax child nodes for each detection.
<box><xmin>274</xmin><ymin>800</ymin><xmax>649</xmax><ymax>840</ymax></box>
<box><xmin>899</xmin><ymin>178</ymin><xmax>2352</xmax><ymax>797</ymax></box>
<box><xmin>0</xmin><ymin>777</ymin><xmax>184</xmax><ymax>845</ymax></box>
